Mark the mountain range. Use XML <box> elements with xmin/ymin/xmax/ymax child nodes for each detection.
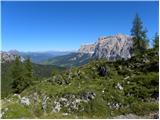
<box><xmin>1</xmin><ymin>50</ymin><xmax>71</xmax><ymax>64</ymax></box>
<box><xmin>1</xmin><ymin>33</ymin><xmax>133</xmax><ymax>67</ymax></box>
<box><xmin>42</xmin><ymin>33</ymin><xmax>133</xmax><ymax>67</ymax></box>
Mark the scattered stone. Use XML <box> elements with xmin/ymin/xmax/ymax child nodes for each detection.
<box><xmin>108</xmin><ymin>102</ymin><xmax>122</xmax><ymax>110</ymax></box>
<box><xmin>115</xmin><ymin>103</ymin><xmax>120</xmax><ymax>109</ymax></box>
<box><xmin>0</xmin><ymin>111</ymin><xmax>5</xmax><ymax>118</ymax></box>
<box><xmin>42</xmin><ymin>96</ymin><xmax>49</xmax><ymax>112</ymax></box>
<box><xmin>20</xmin><ymin>97</ymin><xmax>30</xmax><ymax>106</ymax></box>
<box><xmin>52</xmin><ymin>101</ymin><xmax>61</xmax><ymax>113</ymax></box>
<box><xmin>59</xmin><ymin>97</ymin><xmax>68</xmax><ymax>102</ymax></box>
<box><xmin>52</xmin><ymin>92</ymin><xmax>96</xmax><ymax>113</ymax></box>
<box><xmin>75</xmin><ymin>99</ymin><xmax>81</xmax><ymax>103</ymax></box>
<box><xmin>33</xmin><ymin>92</ymin><xmax>39</xmax><ymax>102</ymax></box>
<box><xmin>0</xmin><ymin>108</ymin><xmax>8</xmax><ymax>118</ymax></box>
<box><xmin>116</xmin><ymin>83</ymin><xmax>123</xmax><ymax>90</ymax></box>
<box><xmin>62</xmin><ymin>113</ymin><xmax>69</xmax><ymax>116</ymax></box>
<box><xmin>124</xmin><ymin>76</ymin><xmax>130</xmax><ymax>80</ymax></box>
<box><xmin>13</xmin><ymin>94</ymin><xmax>21</xmax><ymax>99</ymax></box>
<box><xmin>81</xmin><ymin>91</ymin><xmax>96</xmax><ymax>102</ymax></box>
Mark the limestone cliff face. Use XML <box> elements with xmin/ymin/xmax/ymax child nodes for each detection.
<box><xmin>78</xmin><ymin>33</ymin><xmax>133</xmax><ymax>60</ymax></box>
<box><xmin>93</xmin><ymin>33</ymin><xmax>133</xmax><ymax>60</ymax></box>
<box><xmin>78</xmin><ymin>44</ymin><xmax>95</xmax><ymax>54</ymax></box>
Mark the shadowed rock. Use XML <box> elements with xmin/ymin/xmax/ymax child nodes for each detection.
<box><xmin>98</xmin><ymin>66</ymin><xmax>107</xmax><ymax>76</ymax></box>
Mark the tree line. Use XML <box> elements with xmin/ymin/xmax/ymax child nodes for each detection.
<box><xmin>131</xmin><ymin>14</ymin><xmax>159</xmax><ymax>54</ymax></box>
<box><xmin>11</xmin><ymin>57</ymin><xmax>33</xmax><ymax>93</ymax></box>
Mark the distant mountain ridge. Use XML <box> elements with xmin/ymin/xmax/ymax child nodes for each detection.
<box><xmin>0</xmin><ymin>51</ymin><xmax>25</xmax><ymax>63</ymax></box>
<box><xmin>1</xmin><ymin>50</ymin><xmax>71</xmax><ymax>64</ymax></box>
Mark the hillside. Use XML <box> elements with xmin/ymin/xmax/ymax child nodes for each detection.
<box><xmin>1</xmin><ymin>49</ymin><xmax>158</xmax><ymax>119</ymax></box>
<box><xmin>42</xmin><ymin>52</ymin><xmax>92</xmax><ymax>67</ymax></box>
<box><xmin>1</xmin><ymin>62</ymin><xmax>65</xmax><ymax>98</ymax></box>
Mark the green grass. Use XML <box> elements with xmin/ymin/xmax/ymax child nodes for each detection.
<box><xmin>131</xmin><ymin>101</ymin><xmax>159</xmax><ymax>116</ymax></box>
<box><xmin>2</xmin><ymin>103</ymin><xmax>35</xmax><ymax>119</ymax></box>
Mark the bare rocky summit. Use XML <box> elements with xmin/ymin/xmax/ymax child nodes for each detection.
<box><xmin>78</xmin><ymin>33</ymin><xmax>133</xmax><ymax>60</ymax></box>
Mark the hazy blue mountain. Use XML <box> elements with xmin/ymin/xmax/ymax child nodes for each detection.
<box><xmin>7</xmin><ymin>50</ymin><xmax>72</xmax><ymax>64</ymax></box>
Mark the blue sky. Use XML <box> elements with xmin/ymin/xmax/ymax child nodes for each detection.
<box><xmin>2</xmin><ymin>1</ymin><xmax>159</xmax><ymax>52</ymax></box>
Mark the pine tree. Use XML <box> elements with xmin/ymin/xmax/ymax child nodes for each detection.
<box><xmin>11</xmin><ymin>57</ymin><xmax>33</xmax><ymax>93</ymax></box>
<box><xmin>153</xmin><ymin>33</ymin><xmax>159</xmax><ymax>50</ymax></box>
<box><xmin>11</xmin><ymin>56</ymin><xmax>25</xmax><ymax>93</ymax></box>
<box><xmin>131</xmin><ymin>14</ymin><xmax>149</xmax><ymax>55</ymax></box>
<box><xmin>24</xmin><ymin>58</ymin><xmax>33</xmax><ymax>85</ymax></box>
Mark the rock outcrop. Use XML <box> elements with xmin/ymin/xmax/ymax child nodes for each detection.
<box><xmin>20</xmin><ymin>97</ymin><xmax>30</xmax><ymax>106</ymax></box>
<box><xmin>52</xmin><ymin>92</ymin><xmax>96</xmax><ymax>113</ymax></box>
<box><xmin>78</xmin><ymin>33</ymin><xmax>133</xmax><ymax>60</ymax></box>
<box><xmin>93</xmin><ymin>33</ymin><xmax>133</xmax><ymax>60</ymax></box>
<box><xmin>78</xmin><ymin>44</ymin><xmax>95</xmax><ymax>54</ymax></box>
<box><xmin>1</xmin><ymin>51</ymin><xmax>25</xmax><ymax>63</ymax></box>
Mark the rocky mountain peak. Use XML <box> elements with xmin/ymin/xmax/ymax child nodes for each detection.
<box><xmin>78</xmin><ymin>33</ymin><xmax>133</xmax><ymax>60</ymax></box>
<box><xmin>93</xmin><ymin>33</ymin><xmax>133</xmax><ymax>60</ymax></box>
<box><xmin>97</xmin><ymin>33</ymin><xmax>131</xmax><ymax>44</ymax></box>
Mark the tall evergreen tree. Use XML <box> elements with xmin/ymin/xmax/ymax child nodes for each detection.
<box><xmin>153</xmin><ymin>33</ymin><xmax>159</xmax><ymax>50</ymax></box>
<box><xmin>11</xmin><ymin>56</ymin><xmax>25</xmax><ymax>93</ymax></box>
<box><xmin>24</xmin><ymin>58</ymin><xmax>33</xmax><ymax>78</ymax></box>
<box><xmin>11</xmin><ymin>57</ymin><xmax>33</xmax><ymax>93</ymax></box>
<box><xmin>24</xmin><ymin>58</ymin><xmax>33</xmax><ymax>85</ymax></box>
<box><xmin>131</xmin><ymin>14</ymin><xmax>149</xmax><ymax>55</ymax></box>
